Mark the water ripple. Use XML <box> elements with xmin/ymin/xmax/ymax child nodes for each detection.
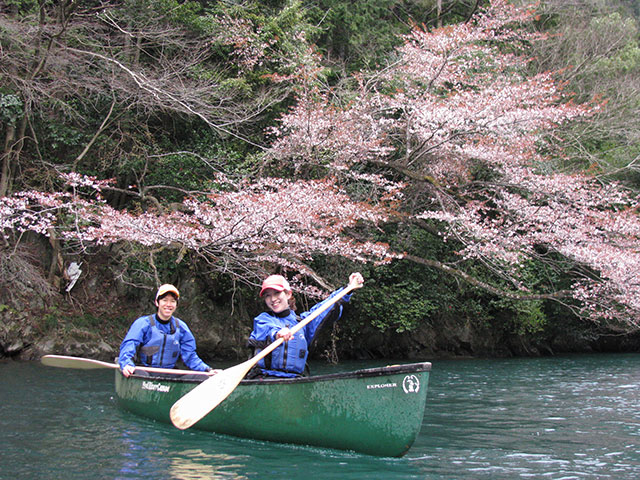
<box><xmin>2</xmin><ymin>353</ymin><xmax>640</xmax><ymax>479</ymax></box>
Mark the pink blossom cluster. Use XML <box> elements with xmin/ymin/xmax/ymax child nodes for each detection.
<box><xmin>215</xmin><ymin>15</ymin><xmax>276</xmax><ymax>70</ymax></box>
<box><xmin>2</xmin><ymin>175</ymin><xmax>396</xmax><ymax>278</ymax></box>
<box><xmin>265</xmin><ymin>0</ymin><xmax>640</xmax><ymax>324</ymax></box>
<box><xmin>0</xmin><ymin>191</ymin><xmax>71</xmax><ymax>235</ymax></box>
<box><xmin>268</xmin><ymin>88</ymin><xmax>395</xmax><ymax>167</ymax></box>
<box><xmin>60</xmin><ymin>172</ymin><xmax>114</xmax><ymax>192</ymax></box>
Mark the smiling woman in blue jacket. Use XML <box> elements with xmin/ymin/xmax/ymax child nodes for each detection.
<box><xmin>118</xmin><ymin>284</ymin><xmax>215</xmax><ymax>377</ymax></box>
<box><xmin>248</xmin><ymin>272</ymin><xmax>364</xmax><ymax>378</ymax></box>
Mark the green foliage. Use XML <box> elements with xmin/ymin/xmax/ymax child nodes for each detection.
<box><xmin>2</xmin><ymin>0</ymin><xmax>39</xmax><ymax>14</ymax></box>
<box><xmin>578</xmin><ymin>13</ymin><xmax>640</xmax><ymax>82</ymax></box>
<box><xmin>204</xmin><ymin>0</ymin><xmax>318</xmax><ymax>74</ymax></box>
<box><xmin>368</xmin><ymin>222</ymin><xmax>559</xmax><ymax>337</ymax></box>
<box><xmin>137</xmin><ymin>143</ymin><xmax>247</xmax><ymax>201</ymax></box>
<box><xmin>481</xmin><ymin>250</ymin><xmax>591</xmax><ymax>336</ymax></box>
<box><xmin>308</xmin><ymin>0</ymin><xmax>411</xmax><ymax>70</ymax></box>
<box><xmin>37</xmin><ymin>310</ymin><xmax>59</xmax><ymax>334</ymax></box>
<box><xmin>2</xmin><ymin>0</ymin><xmax>313</xmax><ymax>196</ymax></box>
<box><xmin>625</xmin><ymin>0</ymin><xmax>640</xmax><ymax>18</ymax></box>
<box><xmin>306</xmin><ymin>0</ymin><xmax>484</xmax><ymax>72</ymax></box>
<box><xmin>490</xmin><ymin>297</ymin><xmax>547</xmax><ymax>334</ymax></box>
<box><xmin>122</xmin><ymin>247</ymin><xmax>182</xmax><ymax>286</ymax></box>
<box><xmin>0</xmin><ymin>93</ymin><xmax>23</xmax><ymax>127</ymax></box>
<box><xmin>337</xmin><ymin>228</ymin><xmax>455</xmax><ymax>334</ymax></box>
<box><xmin>119</xmin><ymin>0</ymin><xmax>204</xmax><ymax>32</ymax></box>
<box><xmin>305</xmin><ymin>256</ymin><xmax>438</xmax><ymax>335</ymax></box>
<box><xmin>593</xmin><ymin>37</ymin><xmax>640</xmax><ymax>75</ymax></box>
<box><xmin>43</xmin><ymin>122</ymin><xmax>85</xmax><ymax>154</ymax></box>
<box><xmin>68</xmin><ymin>314</ymin><xmax>104</xmax><ymax>330</ymax></box>
<box><xmin>358</xmin><ymin>278</ymin><xmax>437</xmax><ymax>333</ymax></box>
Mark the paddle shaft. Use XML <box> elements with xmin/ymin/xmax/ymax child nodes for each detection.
<box><xmin>41</xmin><ymin>354</ymin><xmax>209</xmax><ymax>376</ymax></box>
<box><xmin>170</xmin><ymin>282</ymin><xmax>358</xmax><ymax>429</ymax></box>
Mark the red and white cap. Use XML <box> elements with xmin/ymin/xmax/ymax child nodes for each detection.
<box><xmin>259</xmin><ymin>275</ymin><xmax>291</xmax><ymax>297</ymax></box>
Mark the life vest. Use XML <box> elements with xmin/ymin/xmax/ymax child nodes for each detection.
<box><xmin>136</xmin><ymin>315</ymin><xmax>181</xmax><ymax>368</ymax></box>
<box><xmin>251</xmin><ymin>312</ymin><xmax>308</xmax><ymax>376</ymax></box>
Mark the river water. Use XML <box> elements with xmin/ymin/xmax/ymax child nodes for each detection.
<box><xmin>1</xmin><ymin>353</ymin><xmax>639</xmax><ymax>479</ymax></box>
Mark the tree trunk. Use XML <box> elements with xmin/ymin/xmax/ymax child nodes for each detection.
<box><xmin>0</xmin><ymin>124</ymin><xmax>15</xmax><ymax>197</ymax></box>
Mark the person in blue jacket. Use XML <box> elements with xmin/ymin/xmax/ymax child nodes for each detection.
<box><xmin>118</xmin><ymin>284</ymin><xmax>215</xmax><ymax>377</ymax></box>
<box><xmin>248</xmin><ymin>272</ymin><xmax>364</xmax><ymax>378</ymax></box>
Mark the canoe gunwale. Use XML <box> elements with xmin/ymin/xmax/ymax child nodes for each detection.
<box><xmin>129</xmin><ymin>361</ymin><xmax>432</xmax><ymax>385</ymax></box>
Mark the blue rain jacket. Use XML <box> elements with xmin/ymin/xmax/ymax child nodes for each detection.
<box><xmin>118</xmin><ymin>314</ymin><xmax>210</xmax><ymax>371</ymax></box>
<box><xmin>249</xmin><ymin>288</ymin><xmax>351</xmax><ymax>377</ymax></box>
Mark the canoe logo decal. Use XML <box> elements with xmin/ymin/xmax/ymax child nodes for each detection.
<box><xmin>367</xmin><ymin>382</ymin><xmax>397</xmax><ymax>390</ymax></box>
<box><xmin>142</xmin><ymin>381</ymin><xmax>170</xmax><ymax>393</ymax></box>
<box><xmin>402</xmin><ymin>375</ymin><xmax>420</xmax><ymax>394</ymax></box>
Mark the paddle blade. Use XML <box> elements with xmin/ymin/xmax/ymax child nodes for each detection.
<box><xmin>41</xmin><ymin>355</ymin><xmax>117</xmax><ymax>370</ymax></box>
<box><xmin>170</xmin><ymin>360</ymin><xmax>253</xmax><ymax>430</ymax></box>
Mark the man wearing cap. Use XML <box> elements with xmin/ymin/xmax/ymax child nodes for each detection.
<box><xmin>118</xmin><ymin>284</ymin><xmax>214</xmax><ymax>377</ymax></box>
<box><xmin>248</xmin><ymin>272</ymin><xmax>364</xmax><ymax>378</ymax></box>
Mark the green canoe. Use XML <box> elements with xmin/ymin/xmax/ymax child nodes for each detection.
<box><xmin>115</xmin><ymin>362</ymin><xmax>431</xmax><ymax>457</ymax></box>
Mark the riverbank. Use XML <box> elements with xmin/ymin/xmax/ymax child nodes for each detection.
<box><xmin>3</xmin><ymin>292</ymin><xmax>638</xmax><ymax>364</ymax></box>
<box><xmin>1</xmin><ymin>248</ymin><xmax>638</xmax><ymax>363</ymax></box>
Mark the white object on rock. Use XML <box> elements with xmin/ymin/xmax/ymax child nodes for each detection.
<box><xmin>66</xmin><ymin>261</ymin><xmax>82</xmax><ymax>292</ymax></box>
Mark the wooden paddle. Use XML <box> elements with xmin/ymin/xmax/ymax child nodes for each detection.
<box><xmin>41</xmin><ymin>354</ymin><xmax>210</xmax><ymax>376</ymax></box>
<box><xmin>170</xmin><ymin>282</ymin><xmax>360</xmax><ymax>430</ymax></box>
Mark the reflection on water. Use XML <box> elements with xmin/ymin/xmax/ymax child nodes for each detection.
<box><xmin>168</xmin><ymin>449</ymin><xmax>249</xmax><ymax>479</ymax></box>
<box><xmin>1</xmin><ymin>354</ymin><xmax>640</xmax><ymax>479</ymax></box>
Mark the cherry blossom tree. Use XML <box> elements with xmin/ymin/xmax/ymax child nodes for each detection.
<box><xmin>0</xmin><ymin>172</ymin><xmax>394</xmax><ymax>295</ymax></box>
<box><xmin>2</xmin><ymin>0</ymin><xmax>640</xmax><ymax>331</ymax></box>
<box><xmin>266</xmin><ymin>0</ymin><xmax>640</xmax><ymax>328</ymax></box>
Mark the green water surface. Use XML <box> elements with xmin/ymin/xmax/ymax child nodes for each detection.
<box><xmin>1</xmin><ymin>354</ymin><xmax>639</xmax><ymax>479</ymax></box>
